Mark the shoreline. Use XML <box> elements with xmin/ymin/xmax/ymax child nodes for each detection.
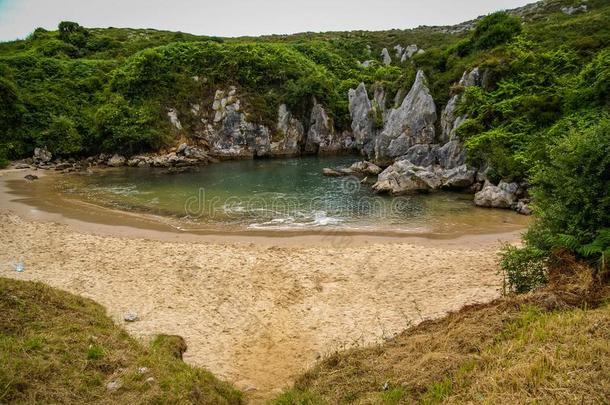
<box><xmin>0</xmin><ymin>167</ymin><xmax>527</xmax><ymax>402</ymax></box>
<box><xmin>0</xmin><ymin>168</ymin><xmax>529</xmax><ymax>248</ymax></box>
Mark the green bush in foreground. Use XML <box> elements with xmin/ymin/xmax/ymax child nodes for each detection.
<box><xmin>501</xmin><ymin>117</ymin><xmax>610</xmax><ymax>292</ymax></box>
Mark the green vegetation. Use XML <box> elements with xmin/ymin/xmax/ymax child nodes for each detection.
<box><xmin>0</xmin><ymin>0</ymin><xmax>608</xmax><ymax>293</ymax></box>
<box><xmin>0</xmin><ymin>277</ymin><xmax>243</xmax><ymax>404</ymax></box>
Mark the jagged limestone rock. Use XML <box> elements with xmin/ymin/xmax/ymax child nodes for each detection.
<box><xmin>374</xmin><ymin>70</ymin><xmax>436</xmax><ymax>165</ymax></box>
<box><xmin>437</xmin><ymin>139</ymin><xmax>465</xmax><ymax>169</ymax></box>
<box><xmin>305</xmin><ymin>102</ymin><xmax>354</xmax><ymax>155</ymax></box>
<box><xmin>381</xmin><ymin>48</ymin><xmax>392</xmax><ymax>65</ymax></box>
<box><xmin>348</xmin><ymin>83</ymin><xmax>375</xmax><ymax>158</ymax></box>
<box><xmin>271</xmin><ymin>104</ymin><xmax>304</xmax><ymax>157</ymax></box>
<box><xmin>399</xmin><ymin>144</ymin><xmax>439</xmax><ymax>167</ymax></box>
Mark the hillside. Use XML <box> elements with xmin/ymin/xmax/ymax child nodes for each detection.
<box><xmin>1</xmin><ymin>0</ymin><xmax>608</xmax><ymax>165</ymax></box>
<box><xmin>0</xmin><ymin>277</ymin><xmax>243</xmax><ymax>404</ymax></box>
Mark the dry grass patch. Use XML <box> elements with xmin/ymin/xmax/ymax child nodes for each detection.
<box><xmin>274</xmin><ymin>264</ymin><xmax>610</xmax><ymax>404</ymax></box>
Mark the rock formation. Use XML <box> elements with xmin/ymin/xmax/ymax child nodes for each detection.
<box><xmin>374</xmin><ymin>70</ymin><xmax>437</xmax><ymax>165</ymax></box>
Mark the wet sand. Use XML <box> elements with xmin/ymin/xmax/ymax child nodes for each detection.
<box><xmin>0</xmin><ymin>168</ymin><xmax>527</xmax><ymax>402</ymax></box>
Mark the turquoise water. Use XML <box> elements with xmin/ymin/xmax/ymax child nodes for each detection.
<box><xmin>56</xmin><ymin>156</ymin><xmax>526</xmax><ymax>233</ymax></box>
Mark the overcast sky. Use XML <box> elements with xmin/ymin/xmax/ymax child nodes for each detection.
<box><xmin>0</xmin><ymin>0</ymin><xmax>533</xmax><ymax>41</ymax></box>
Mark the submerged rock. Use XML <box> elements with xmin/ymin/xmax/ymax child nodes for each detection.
<box><xmin>24</xmin><ymin>174</ymin><xmax>38</xmax><ymax>181</ymax></box>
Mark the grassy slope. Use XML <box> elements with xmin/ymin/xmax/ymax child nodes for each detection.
<box><xmin>275</xmin><ymin>267</ymin><xmax>610</xmax><ymax>404</ymax></box>
<box><xmin>0</xmin><ymin>277</ymin><xmax>243</xmax><ymax>404</ymax></box>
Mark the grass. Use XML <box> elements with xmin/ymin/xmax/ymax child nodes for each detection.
<box><xmin>0</xmin><ymin>277</ymin><xmax>243</xmax><ymax>404</ymax></box>
<box><xmin>273</xmin><ymin>264</ymin><xmax>610</xmax><ymax>404</ymax></box>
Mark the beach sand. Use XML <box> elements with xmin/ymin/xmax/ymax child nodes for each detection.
<box><xmin>0</xmin><ymin>169</ymin><xmax>524</xmax><ymax>402</ymax></box>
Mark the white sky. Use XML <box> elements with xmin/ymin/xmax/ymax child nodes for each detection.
<box><xmin>0</xmin><ymin>0</ymin><xmax>534</xmax><ymax>41</ymax></box>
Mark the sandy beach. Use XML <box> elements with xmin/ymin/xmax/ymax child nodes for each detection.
<box><xmin>0</xmin><ymin>169</ymin><xmax>525</xmax><ymax>402</ymax></box>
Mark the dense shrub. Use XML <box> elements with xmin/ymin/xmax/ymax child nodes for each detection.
<box><xmin>501</xmin><ymin>117</ymin><xmax>610</xmax><ymax>292</ymax></box>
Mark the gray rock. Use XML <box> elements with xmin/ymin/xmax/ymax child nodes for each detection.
<box><xmin>439</xmin><ymin>68</ymin><xmax>480</xmax><ymax>144</ymax></box>
<box><xmin>374</xmin><ymin>70</ymin><xmax>436</xmax><ymax>164</ymax></box>
<box><xmin>381</xmin><ymin>48</ymin><xmax>392</xmax><ymax>65</ymax></box>
<box><xmin>14</xmin><ymin>163</ymin><xmax>31</xmax><ymax>169</ymax></box>
<box><xmin>167</xmin><ymin>108</ymin><xmax>182</xmax><ymax>130</ymax></box>
<box><xmin>55</xmin><ymin>162</ymin><xmax>72</xmax><ymax>170</ymax></box>
<box><xmin>123</xmin><ymin>312</ymin><xmax>138</xmax><ymax>322</ymax></box>
<box><xmin>372</xmin><ymin>161</ymin><xmax>441</xmax><ymax>194</ymax></box>
<box><xmin>441</xmin><ymin>164</ymin><xmax>476</xmax><ymax>189</ymax></box>
<box><xmin>348</xmin><ymin>83</ymin><xmax>376</xmax><ymax>158</ymax></box>
<box><xmin>474</xmin><ymin>181</ymin><xmax>517</xmax><ymax>208</ymax></box>
<box><xmin>271</xmin><ymin>104</ymin><xmax>304</xmax><ymax>157</ymax></box>
<box><xmin>349</xmin><ymin>160</ymin><xmax>382</xmax><ymax>175</ymax></box>
<box><xmin>24</xmin><ymin>174</ymin><xmax>38</xmax><ymax>181</ymax></box>
<box><xmin>437</xmin><ymin>140</ymin><xmax>465</xmax><ymax>169</ymax></box>
<box><xmin>33</xmin><ymin>147</ymin><xmax>52</xmax><ymax>163</ymax></box>
<box><xmin>399</xmin><ymin>144</ymin><xmax>438</xmax><ymax>167</ymax></box>
<box><xmin>137</xmin><ymin>367</ymin><xmax>149</xmax><ymax>375</ymax></box>
<box><xmin>106</xmin><ymin>380</ymin><xmax>122</xmax><ymax>392</ymax></box>
<box><xmin>561</xmin><ymin>5</ymin><xmax>587</xmax><ymax>14</ymax></box>
<box><xmin>107</xmin><ymin>154</ymin><xmax>126</xmax><ymax>167</ymax></box>
<box><xmin>515</xmin><ymin>199</ymin><xmax>533</xmax><ymax>215</ymax></box>
<box><xmin>305</xmin><ymin>102</ymin><xmax>353</xmax><ymax>154</ymax></box>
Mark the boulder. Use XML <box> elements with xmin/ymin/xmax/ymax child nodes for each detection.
<box><xmin>107</xmin><ymin>154</ymin><xmax>126</xmax><ymax>167</ymax></box>
<box><xmin>24</xmin><ymin>174</ymin><xmax>38</xmax><ymax>181</ymax></box>
<box><xmin>372</xmin><ymin>161</ymin><xmax>441</xmax><ymax>194</ymax></box>
<box><xmin>474</xmin><ymin>181</ymin><xmax>518</xmax><ymax>208</ymax></box>
<box><xmin>441</xmin><ymin>164</ymin><xmax>476</xmax><ymax>189</ymax></box>
<box><xmin>33</xmin><ymin>147</ymin><xmax>52</xmax><ymax>163</ymax></box>
<box><xmin>375</xmin><ymin>70</ymin><xmax>436</xmax><ymax>164</ymax></box>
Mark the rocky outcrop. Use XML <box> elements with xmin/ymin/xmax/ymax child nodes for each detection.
<box><xmin>305</xmin><ymin>102</ymin><xmax>354</xmax><ymax>154</ymax></box>
<box><xmin>348</xmin><ymin>83</ymin><xmax>376</xmax><ymax>158</ymax></box>
<box><xmin>372</xmin><ymin>160</ymin><xmax>476</xmax><ymax>195</ymax></box>
<box><xmin>381</xmin><ymin>48</ymin><xmax>392</xmax><ymax>65</ymax></box>
<box><xmin>561</xmin><ymin>4</ymin><xmax>587</xmax><ymax>14</ymax></box>
<box><xmin>374</xmin><ymin>70</ymin><xmax>437</xmax><ymax>164</ymax></box>
<box><xmin>436</xmin><ymin>139</ymin><xmax>465</xmax><ymax>169</ymax></box>
<box><xmin>399</xmin><ymin>144</ymin><xmax>439</xmax><ymax>167</ymax></box>
<box><xmin>439</xmin><ymin>67</ymin><xmax>480</xmax><ymax>144</ymax></box>
<box><xmin>271</xmin><ymin>104</ymin><xmax>304</xmax><ymax>157</ymax></box>
<box><xmin>323</xmin><ymin>160</ymin><xmax>382</xmax><ymax>177</ymax></box>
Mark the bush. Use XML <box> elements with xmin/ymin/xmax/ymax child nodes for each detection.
<box><xmin>40</xmin><ymin>116</ymin><xmax>83</xmax><ymax>155</ymax></box>
<box><xmin>95</xmin><ymin>96</ymin><xmax>167</xmax><ymax>154</ymax></box>
<box><xmin>471</xmin><ymin>12</ymin><xmax>522</xmax><ymax>52</ymax></box>
<box><xmin>500</xmin><ymin>245</ymin><xmax>548</xmax><ymax>293</ymax></box>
